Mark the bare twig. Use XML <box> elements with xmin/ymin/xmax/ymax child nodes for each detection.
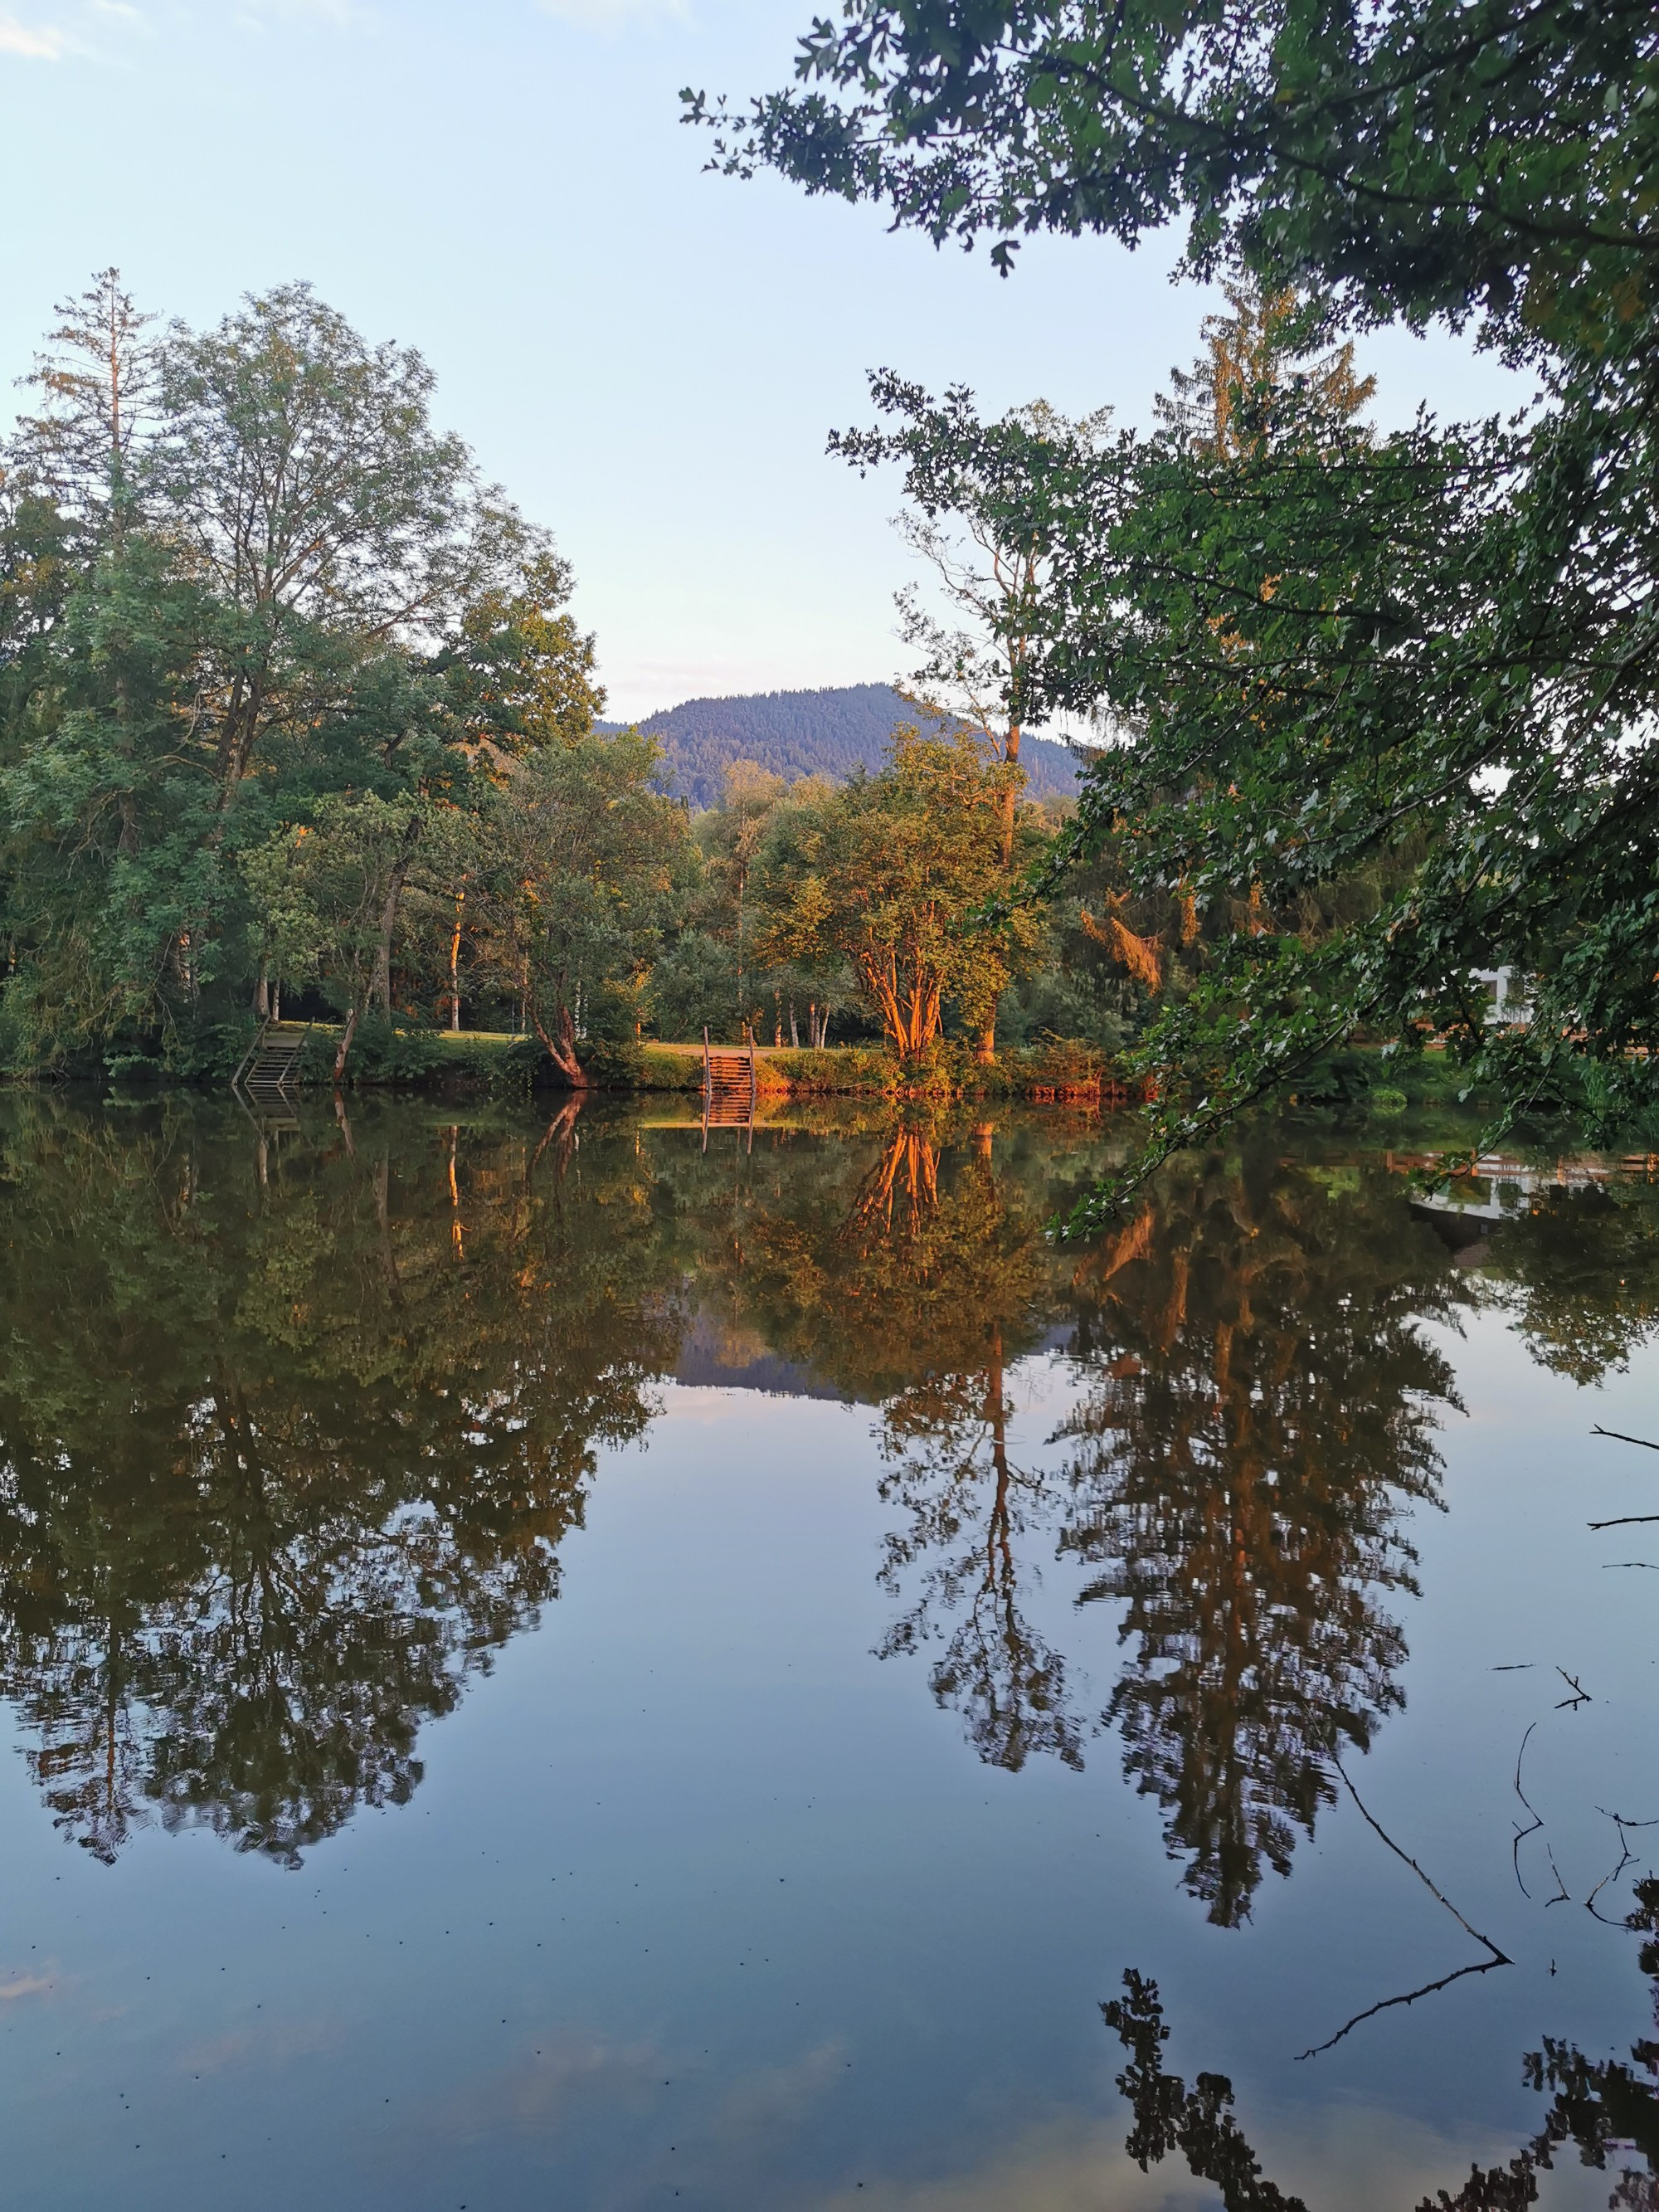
<box><xmin>1554</xmin><ymin>1670</ymin><xmax>1590</xmax><ymax>1708</ymax></box>
<box><xmin>1588</xmin><ymin>1515</ymin><xmax>1659</xmax><ymax>1531</ymax></box>
<box><xmin>1583</xmin><ymin>1810</ymin><xmax>1659</xmax><ymax>1927</ymax></box>
<box><xmin>1295</xmin><ymin>1958</ymin><xmax>1507</xmax><ymax>2060</ymax></box>
<box><xmin>1297</xmin><ymin>1761</ymin><xmax>1511</xmax><ymax>2061</ymax></box>
<box><xmin>1543</xmin><ymin>1847</ymin><xmax>1573</xmax><ymax>1907</ymax></box>
<box><xmin>1593</xmin><ymin>1425</ymin><xmax>1659</xmax><ymax>1454</ymax></box>
<box><xmin>1512</xmin><ymin>1722</ymin><xmax>1542</xmax><ymax>1897</ymax></box>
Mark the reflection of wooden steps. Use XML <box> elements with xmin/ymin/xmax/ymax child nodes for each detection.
<box><xmin>231</xmin><ymin>1022</ymin><xmax>310</xmax><ymax>1106</ymax></box>
<box><xmin>702</xmin><ymin>1033</ymin><xmax>757</xmax><ymax>1144</ymax></box>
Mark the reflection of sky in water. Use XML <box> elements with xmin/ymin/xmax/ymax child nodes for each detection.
<box><xmin>1</xmin><ymin>1117</ymin><xmax>1657</xmax><ymax>2209</ymax></box>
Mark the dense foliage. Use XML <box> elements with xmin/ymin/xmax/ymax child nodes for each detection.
<box><xmin>7</xmin><ymin>1091</ymin><xmax>1651</xmax><ymax>1889</ymax></box>
<box><xmin>0</xmin><ymin>275</ymin><xmax>1115</xmax><ymax>1078</ymax></box>
<box><xmin>693</xmin><ymin>0</ymin><xmax>1659</xmax><ymax>1191</ymax></box>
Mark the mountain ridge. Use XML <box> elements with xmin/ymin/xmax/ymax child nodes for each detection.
<box><xmin>598</xmin><ymin>682</ymin><xmax>1084</xmax><ymax>811</ymax></box>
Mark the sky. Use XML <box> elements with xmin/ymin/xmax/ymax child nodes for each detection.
<box><xmin>1</xmin><ymin>0</ymin><xmax>1529</xmax><ymax>721</ymax></box>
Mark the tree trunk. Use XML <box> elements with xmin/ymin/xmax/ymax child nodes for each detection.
<box><xmin>789</xmin><ymin>1000</ymin><xmax>799</xmax><ymax>1048</ymax></box>
<box><xmin>735</xmin><ymin>871</ymin><xmax>745</xmax><ymax>1028</ymax></box>
<box><xmin>449</xmin><ymin>888</ymin><xmax>465</xmax><ymax>1032</ymax></box>
<box><xmin>371</xmin><ymin>826</ymin><xmax>419</xmax><ymax>1016</ymax></box>
<box><xmin>533</xmin><ymin>1001</ymin><xmax>591</xmax><ymax>1088</ymax></box>
<box><xmin>975</xmin><ymin>721</ymin><xmax>1023</xmax><ymax>1069</ymax></box>
<box><xmin>333</xmin><ymin>1005</ymin><xmax>358</xmax><ymax>1084</ymax></box>
<box><xmin>216</xmin><ymin>673</ymin><xmax>263</xmax><ymax>805</ymax></box>
<box><xmin>374</xmin><ymin>1151</ymin><xmax>402</xmax><ymax>1306</ymax></box>
<box><xmin>1000</xmin><ymin>724</ymin><xmax>1021</xmax><ymax>866</ymax></box>
<box><xmin>530</xmin><ymin>1097</ymin><xmax>583</xmax><ymax>1184</ymax></box>
<box><xmin>254</xmin><ymin>972</ymin><xmax>270</xmax><ymax>1019</ymax></box>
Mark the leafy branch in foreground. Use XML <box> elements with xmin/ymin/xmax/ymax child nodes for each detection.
<box><xmin>697</xmin><ymin>0</ymin><xmax>1659</xmax><ymax>1201</ymax></box>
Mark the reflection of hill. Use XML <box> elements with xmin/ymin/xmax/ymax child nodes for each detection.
<box><xmin>671</xmin><ymin>1313</ymin><xmax>849</xmax><ymax>1401</ymax></box>
<box><xmin>2</xmin><ymin>1096</ymin><xmax>1656</xmax><ymax>1888</ymax></box>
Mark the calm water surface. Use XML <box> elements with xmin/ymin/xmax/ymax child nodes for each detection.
<box><xmin>3</xmin><ymin>1093</ymin><xmax>1659</xmax><ymax>2209</ymax></box>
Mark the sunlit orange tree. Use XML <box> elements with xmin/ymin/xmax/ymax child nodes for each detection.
<box><xmin>753</xmin><ymin>724</ymin><xmax>1041</xmax><ymax>1061</ymax></box>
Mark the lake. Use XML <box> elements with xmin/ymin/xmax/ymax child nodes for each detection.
<box><xmin>2</xmin><ymin>1091</ymin><xmax>1658</xmax><ymax>2210</ymax></box>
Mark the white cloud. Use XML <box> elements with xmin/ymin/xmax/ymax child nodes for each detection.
<box><xmin>0</xmin><ymin>1972</ymin><xmax>57</xmax><ymax>2001</ymax></box>
<box><xmin>0</xmin><ymin>11</ymin><xmax>74</xmax><ymax>54</ymax></box>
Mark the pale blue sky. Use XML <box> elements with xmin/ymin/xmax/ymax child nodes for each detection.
<box><xmin>2</xmin><ymin>0</ymin><xmax>1525</xmax><ymax>719</ymax></box>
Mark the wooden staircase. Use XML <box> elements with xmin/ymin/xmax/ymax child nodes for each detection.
<box><xmin>702</xmin><ymin>1030</ymin><xmax>757</xmax><ymax>1146</ymax></box>
<box><xmin>231</xmin><ymin>1021</ymin><xmax>311</xmax><ymax>1109</ymax></box>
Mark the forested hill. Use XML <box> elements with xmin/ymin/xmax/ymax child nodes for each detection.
<box><xmin>601</xmin><ymin>683</ymin><xmax>1083</xmax><ymax>810</ymax></box>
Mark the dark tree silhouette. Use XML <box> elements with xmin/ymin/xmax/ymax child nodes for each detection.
<box><xmin>1058</xmin><ymin>1138</ymin><xmax>1467</xmax><ymax>1922</ymax></box>
<box><xmin>0</xmin><ymin>1095</ymin><xmax>679</xmax><ymax>1863</ymax></box>
<box><xmin>1102</xmin><ymin>1902</ymin><xmax>1659</xmax><ymax>2212</ymax></box>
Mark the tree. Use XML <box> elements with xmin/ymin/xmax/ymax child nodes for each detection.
<box><xmin>10</xmin><ymin>268</ymin><xmax>161</xmax><ymax>534</ymax></box>
<box><xmin>689</xmin><ymin>760</ymin><xmax>846</xmax><ymax>1043</ymax></box>
<box><xmin>690</xmin><ymin>2</ymin><xmax>1651</xmax><ymax>335</ymax></box>
<box><xmin>831</xmin><ymin>376</ymin><xmax>1112</xmax><ymax>1059</ymax></box>
<box><xmin>698</xmin><ymin>2</ymin><xmax>1659</xmax><ymax>1176</ymax></box>
<box><xmin>1029</xmin><ymin>282</ymin><xmax>1387</xmax><ymax>1042</ymax></box>
<box><xmin>442</xmin><ymin>548</ymin><xmax>606</xmax><ymax>756</ymax></box>
<box><xmin>0</xmin><ymin>531</ymin><xmax>226</xmax><ymax>1065</ymax></box>
<box><xmin>697</xmin><ymin>758</ymin><xmax>791</xmax><ymax>1035</ymax></box>
<box><xmin>647</xmin><ymin>928</ymin><xmax>740</xmax><ymax>1044</ymax></box>
<box><xmin>243</xmin><ymin>791</ymin><xmax>429</xmax><ymax>1077</ymax></box>
<box><xmin>754</xmin><ymin>725</ymin><xmax>1038</xmax><ymax>1060</ymax></box>
<box><xmin>150</xmin><ymin>281</ymin><xmax>520</xmax><ymax>808</ymax></box>
<box><xmin>1152</xmin><ymin>280</ymin><xmax>1374</xmax><ymax>456</ymax></box>
<box><xmin>0</xmin><ymin>275</ymin><xmax>596</xmax><ymax>1071</ymax></box>
<box><xmin>479</xmin><ymin>728</ymin><xmax>692</xmax><ymax>1084</ymax></box>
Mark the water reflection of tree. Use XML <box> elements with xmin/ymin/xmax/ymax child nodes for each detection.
<box><xmin>1102</xmin><ymin>1931</ymin><xmax>1659</xmax><ymax>2211</ymax></box>
<box><xmin>718</xmin><ymin>1118</ymin><xmax>1095</xmax><ymax>1771</ymax></box>
<box><xmin>1474</xmin><ymin>1180</ymin><xmax>1659</xmax><ymax>1386</ymax></box>
<box><xmin>0</xmin><ymin>1097</ymin><xmax>679</xmax><ymax>1863</ymax></box>
<box><xmin>711</xmin><ymin>1117</ymin><xmax>1477</xmax><ymax>1856</ymax></box>
<box><xmin>1058</xmin><ymin>1143</ymin><xmax>1467</xmax><ymax>1925</ymax></box>
<box><xmin>877</xmin><ymin>1317</ymin><xmax>1085</xmax><ymax>1773</ymax></box>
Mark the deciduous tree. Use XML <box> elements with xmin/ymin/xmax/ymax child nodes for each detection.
<box><xmin>755</xmin><ymin>726</ymin><xmax>1038</xmax><ymax>1060</ymax></box>
<box><xmin>479</xmin><ymin>728</ymin><xmax>692</xmax><ymax>1084</ymax></box>
<box><xmin>698</xmin><ymin>0</ymin><xmax>1659</xmax><ymax>1177</ymax></box>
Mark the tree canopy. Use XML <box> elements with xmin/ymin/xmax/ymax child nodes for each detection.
<box><xmin>694</xmin><ymin>2</ymin><xmax>1659</xmax><ymax>1182</ymax></box>
<box><xmin>688</xmin><ymin>0</ymin><xmax>1653</xmax><ymax>341</ymax></box>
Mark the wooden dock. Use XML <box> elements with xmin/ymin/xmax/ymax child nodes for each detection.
<box><xmin>703</xmin><ymin>1030</ymin><xmax>758</xmax><ymax>1147</ymax></box>
<box><xmin>231</xmin><ymin>1021</ymin><xmax>311</xmax><ymax>1109</ymax></box>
